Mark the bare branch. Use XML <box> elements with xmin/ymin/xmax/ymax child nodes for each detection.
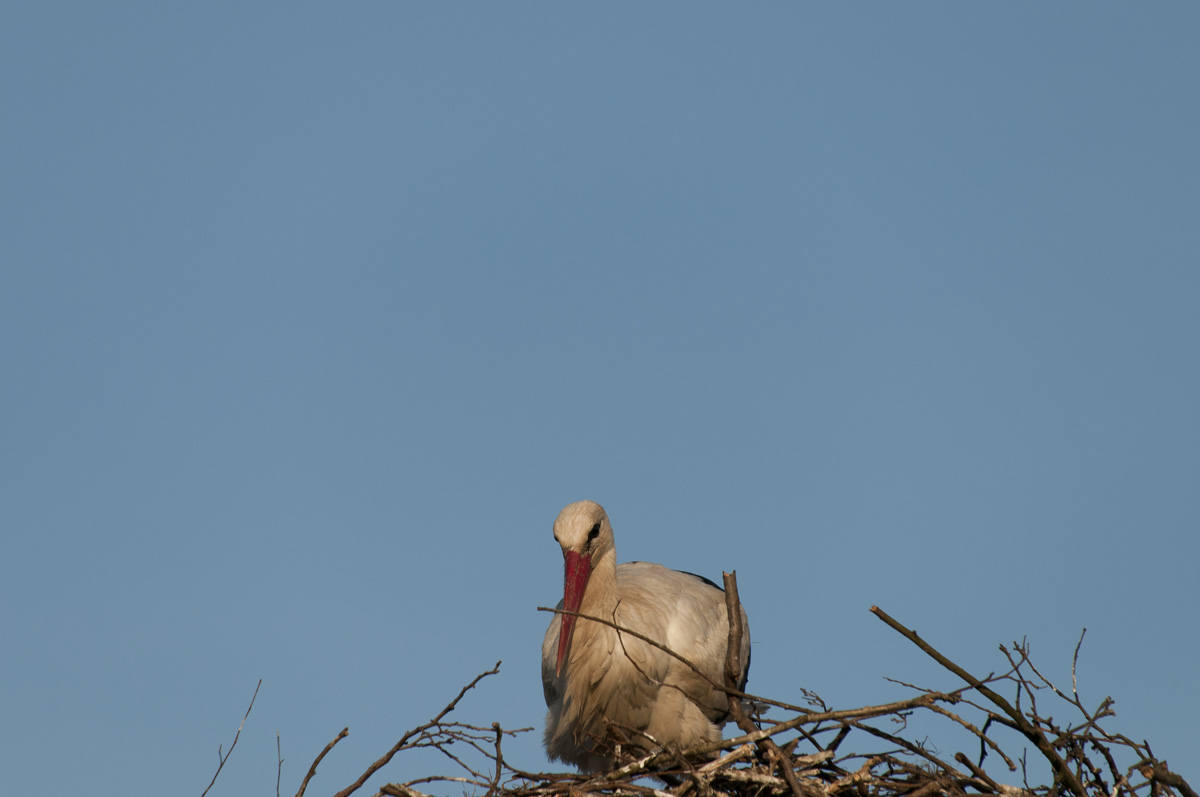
<box><xmin>870</xmin><ymin>605</ymin><xmax>1089</xmax><ymax>797</ymax></box>
<box><xmin>276</xmin><ymin>731</ymin><xmax>283</xmax><ymax>797</ymax></box>
<box><xmin>200</xmin><ymin>678</ymin><xmax>261</xmax><ymax>797</ymax></box>
<box><xmin>295</xmin><ymin>727</ymin><xmax>348</xmax><ymax>797</ymax></box>
<box><xmin>331</xmin><ymin>662</ymin><xmax>502</xmax><ymax>797</ymax></box>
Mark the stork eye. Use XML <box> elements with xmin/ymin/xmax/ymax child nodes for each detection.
<box><xmin>588</xmin><ymin>523</ymin><xmax>601</xmax><ymax>540</ymax></box>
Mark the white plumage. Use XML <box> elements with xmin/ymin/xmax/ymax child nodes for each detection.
<box><xmin>541</xmin><ymin>500</ymin><xmax>751</xmax><ymax>772</ymax></box>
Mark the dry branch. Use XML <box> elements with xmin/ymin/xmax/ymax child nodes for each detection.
<box><xmin>870</xmin><ymin>606</ymin><xmax>1088</xmax><ymax>797</ymax></box>
<box><xmin>329</xmin><ymin>662</ymin><xmax>505</xmax><ymax>797</ymax></box>
<box><xmin>296</xmin><ymin>728</ymin><xmax>349</xmax><ymax>797</ymax></box>
<box><xmin>201</xmin><ymin>678</ymin><xmax>261</xmax><ymax>797</ymax></box>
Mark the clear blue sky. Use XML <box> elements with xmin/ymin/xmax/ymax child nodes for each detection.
<box><xmin>2</xmin><ymin>4</ymin><xmax>1197</xmax><ymax>794</ymax></box>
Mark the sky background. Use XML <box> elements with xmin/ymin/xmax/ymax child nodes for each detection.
<box><xmin>2</xmin><ymin>3</ymin><xmax>1198</xmax><ymax>795</ymax></box>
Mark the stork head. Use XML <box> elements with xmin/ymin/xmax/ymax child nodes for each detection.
<box><xmin>552</xmin><ymin>500</ymin><xmax>614</xmax><ymax>676</ymax></box>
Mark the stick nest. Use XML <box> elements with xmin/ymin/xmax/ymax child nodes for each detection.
<box><xmin>209</xmin><ymin>576</ymin><xmax>1194</xmax><ymax>797</ymax></box>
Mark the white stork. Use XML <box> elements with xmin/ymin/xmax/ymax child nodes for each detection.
<box><xmin>541</xmin><ymin>500</ymin><xmax>751</xmax><ymax>772</ymax></box>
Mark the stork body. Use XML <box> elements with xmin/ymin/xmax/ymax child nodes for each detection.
<box><xmin>541</xmin><ymin>501</ymin><xmax>750</xmax><ymax>772</ymax></box>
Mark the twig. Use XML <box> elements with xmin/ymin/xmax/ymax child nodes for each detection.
<box><xmin>490</xmin><ymin>723</ymin><xmax>504</xmax><ymax>795</ymax></box>
<box><xmin>870</xmin><ymin>606</ymin><xmax>1089</xmax><ymax>797</ymax></box>
<box><xmin>923</xmin><ymin>702</ymin><xmax>1017</xmax><ymax>771</ymax></box>
<box><xmin>295</xmin><ymin>727</ymin><xmax>349</xmax><ymax>797</ymax></box>
<box><xmin>277</xmin><ymin>731</ymin><xmax>284</xmax><ymax>797</ymax></box>
<box><xmin>1072</xmin><ymin>628</ymin><xmax>1086</xmax><ymax>703</ymax></box>
<box><xmin>200</xmin><ymin>678</ymin><xmax>262</xmax><ymax>797</ymax></box>
<box><xmin>331</xmin><ymin>662</ymin><xmax>502</xmax><ymax>797</ymax></box>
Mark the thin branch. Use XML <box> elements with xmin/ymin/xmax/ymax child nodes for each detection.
<box><xmin>295</xmin><ymin>727</ymin><xmax>349</xmax><ymax>797</ymax></box>
<box><xmin>1072</xmin><ymin>628</ymin><xmax>1087</xmax><ymax>704</ymax></box>
<box><xmin>923</xmin><ymin>702</ymin><xmax>1017</xmax><ymax>771</ymax></box>
<box><xmin>200</xmin><ymin>678</ymin><xmax>262</xmax><ymax>797</ymax></box>
<box><xmin>277</xmin><ymin>731</ymin><xmax>284</xmax><ymax>797</ymax></box>
<box><xmin>331</xmin><ymin>662</ymin><xmax>502</xmax><ymax>797</ymax></box>
<box><xmin>870</xmin><ymin>605</ymin><xmax>1089</xmax><ymax>797</ymax></box>
<box><xmin>489</xmin><ymin>723</ymin><xmax>504</xmax><ymax>795</ymax></box>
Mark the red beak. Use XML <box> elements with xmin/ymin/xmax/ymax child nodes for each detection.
<box><xmin>555</xmin><ymin>549</ymin><xmax>592</xmax><ymax>676</ymax></box>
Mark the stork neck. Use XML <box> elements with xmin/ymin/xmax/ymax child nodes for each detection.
<box><xmin>578</xmin><ymin>547</ymin><xmax>618</xmax><ymax>616</ymax></box>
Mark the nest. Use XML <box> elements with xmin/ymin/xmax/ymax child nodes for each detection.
<box><xmin>205</xmin><ymin>578</ymin><xmax>1194</xmax><ymax>797</ymax></box>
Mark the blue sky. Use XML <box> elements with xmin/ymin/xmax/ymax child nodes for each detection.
<box><xmin>2</xmin><ymin>3</ymin><xmax>1197</xmax><ymax>794</ymax></box>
